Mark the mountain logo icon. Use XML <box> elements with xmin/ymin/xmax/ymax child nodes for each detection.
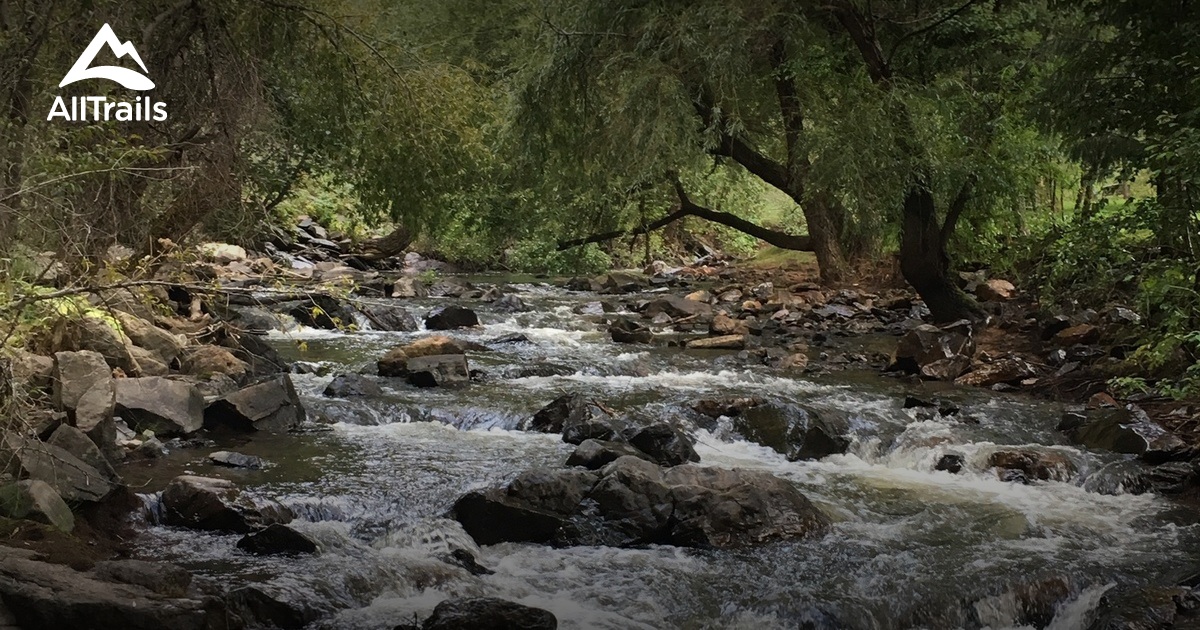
<box><xmin>59</xmin><ymin>23</ymin><xmax>154</xmax><ymax>91</ymax></box>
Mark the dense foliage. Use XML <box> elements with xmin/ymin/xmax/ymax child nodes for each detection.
<box><xmin>0</xmin><ymin>0</ymin><xmax>1197</xmax><ymax>394</ymax></box>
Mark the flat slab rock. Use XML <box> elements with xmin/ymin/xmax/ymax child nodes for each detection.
<box><xmin>450</xmin><ymin>456</ymin><xmax>829</xmax><ymax>549</ymax></box>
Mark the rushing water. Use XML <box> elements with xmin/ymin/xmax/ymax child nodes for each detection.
<box><xmin>129</xmin><ymin>278</ymin><xmax>1200</xmax><ymax>629</ymax></box>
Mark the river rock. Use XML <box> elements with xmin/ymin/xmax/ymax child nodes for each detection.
<box><xmin>889</xmin><ymin>320</ymin><xmax>976</xmax><ymax>380</ymax></box>
<box><xmin>417</xmin><ymin>597</ymin><xmax>557</xmax><ymax>630</ymax></box>
<box><xmin>9</xmin><ymin>350</ymin><xmax>53</xmax><ymax>393</ymax></box>
<box><xmin>451</xmin><ymin>457</ymin><xmax>829</xmax><ymax>550</ymax></box>
<box><xmin>492</xmin><ymin>294</ymin><xmax>529</xmax><ymax>313</ymax></box>
<box><xmin>114</xmin><ymin>377</ymin><xmax>206</xmax><ymax>436</ymax></box>
<box><xmin>204</xmin><ymin>375</ymin><xmax>306</xmax><ymax>432</ymax></box>
<box><xmin>286</xmin><ymin>294</ymin><xmax>357</xmax><ymax>330</ymax></box>
<box><xmin>0</xmin><ymin>433</ymin><xmax>116</xmax><ymax>502</ymax></box>
<box><xmin>1059</xmin><ymin>406</ymin><xmax>1190</xmax><ymax>463</ymax></box>
<box><xmin>976</xmin><ymin>279</ymin><xmax>1016</xmax><ymax>302</ymax></box>
<box><xmin>733</xmin><ymin>403</ymin><xmax>850</xmax><ymax>461</ymax></box>
<box><xmin>935</xmin><ymin>453</ymin><xmax>965</xmax><ymax>474</ymax></box>
<box><xmin>0</xmin><ymin>480</ymin><xmax>74</xmax><ymax>532</ymax></box>
<box><xmin>91</xmin><ymin>559</ymin><xmax>194</xmax><ymax>598</ymax></box>
<box><xmin>565</xmin><ymin>439</ymin><xmax>654</xmax><ymax>469</ymax></box>
<box><xmin>226</xmin><ymin>584</ymin><xmax>316</xmax><ymax>630</ymax></box>
<box><xmin>209</xmin><ymin>451</ymin><xmax>265</xmax><ymax>469</ymax></box>
<box><xmin>710</xmin><ymin>312</ymin><xmax>747</xmax><ymax>336</ymax></box>
<box><xmin>405</xmin><ymin>355</ymin><xmax>470</xmax><ymax>387</ymax></box>
<box><xmin>686</xmin><ymin>334</ymin><xmax>746</xmax><ymax>350</ymax></box>
<box><xmin>378</xmin><ymin>336</ymin><xmax>471</xmax><ymax>376</ymax></box>
<box><xmin>324</xmin><ymin>373</ymin><xmax>384</xmax><ymax>397</ymax></box>
<box><xmin>46</xmin><ymin>424</ymin><xmax>119</xmax><ymax>483</ymax></box>
<box><xmin>59</xmin><ymin>316</ymin><xmax>140</xmax><ymax>375</ymax></box>
<box><xmin>1053</xmin><ymin>323</ymin><xmax>1101</xmax><ymax>346</ymax></box>
<box><xmin>692</xmin><ymin>397</ymin><xmax>764</xmax><ymax>418</ymax></box>
<box><xmin>610</xmin><ymin>317</ymin><xmax>653</xmax><ymax>344</ymax></box>
<box><xmin>954</xmin><ymin>356</ymin><xmax>1037</xmax><ymax>388</ymax></box>
<box><xmin>128</xmin><ymin>346</ymin><xmax>169</xmax><ymax>376</ymax></box>
<box><xmin>52</xmin><ymin>350</ymin><xmax>111</xmax><ymax>411</ymax></box>
<box><xmin>113</xmin><ymin>312</ymin><xmax>185</xmax><ymax>365</ymax></box>
<box><xmin>391</xmin><ymin>277</ymin><xmax>428</xmax><ymax>298</ymax></box>
<box><xmin>427</xmin><ymin>278</ymin><xmax>473</xmax><ymax>298</ymax></box>
<box><xmin>236</xmin><ymin>523</ymin><xmax>317</xmax><ymax>555</ymax></box>
<box><xmin>74</xmin><ymin>379</ymin><xmax>117</xmax><ymax>454</ymax></box>
<box><xmin>988</xmin><ymin>449</ymin><xmax>1076</xmax><ymax>483</ymax></box>
<box><xmin>438</xmin><ymin>549</ymin><xmax>495</xmax><ymax>576</ymax></box>
<box><xmin>527</xmin><ymin>393</ymin><xmax>607</xmax><ymax>434</ymax></box>
<box><xmin>178</xmin><ymin>345</ymin><xmax>249</xmax><ymax>381</ymax></box>
<box><xmin>425</xmin><ymin>306</ymin><xmax>480</xmax><ymax>330</ymax></box>
<box><xmin>0</xmin><ymin>550</ymin><xmax>227</xmax><ymax>630</ymax></box>
<box><xmin>161</xmin><ymin>475</ymin><xmax>292</xmax><ymax>533</ymax></box>
<box><xmin>623</xmin><ymin>423</ymin><xmax>700</xmax><ymax>466</ymax></box>
<box><xmin>644</xmin><ymin>295</ymin><xmax>712</xmax><ymax>319</ymax></box>
<box><xmin>356</xmin><ymin>302</ymin><xmax>419</xmax><ymax>331</ymax></box>
<box><xmin>591</xmin><ymin>272</ymin><xmax>644</xmax><ymax>294</ymax></box>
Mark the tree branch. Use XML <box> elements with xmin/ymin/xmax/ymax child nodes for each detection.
<box><xmin>940</xmin><ymin>175</ymin><xmax>977</xmax><ymax>247</ymax></box>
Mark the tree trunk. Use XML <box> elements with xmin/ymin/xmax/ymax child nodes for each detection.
<box><xmin>360</xmin><ymin>225</ymin><xmax>413</xmax><ymax>260</ymax></box>
<box><xmin>899</xmin><ymin>185</ymin><xmax>985</xmax><ymax>323</ymax></box>
<box><xmin>802</xmin><ymin>194</ymin><xmax>848</xmax><ymax>284</ymax></box>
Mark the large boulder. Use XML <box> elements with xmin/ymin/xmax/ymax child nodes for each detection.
<box><xmin>623</xmin><ymin>423</ymin><xmax>700</xmax><ymax>466</ymax></box>
<box><xmin>491</xmin><ymin>294</ymin><xmax>529</xmax><ymax>313</ymax></box>
<box><xmin>451</xmin><ymin>457</ymin><xmax>829</xmax><ymax>550</ymax></box>
<box><xmin>161</xmin><ymin>475</ymin><xmax>292</xmax><ymax>533</ymax></box>
<box><xmin>0</xmin><ymin>433</ymin><xmax>116</xmax><ymax>502</ymax></box>
<box><xmin>889</xmin><ymin>320</ymin><xmax>976</xmax><ymax>381</ymax></box>
<box><xmin>590</xmin><ymin>272</ymin><xmax>644</xmax><ymax>294</ymax></box>
<box><xmin>58</xmin><ymin>316</ymin><xmax>140</xmax><ymax>375</ymax></box>
<box><xmin>525</xmin><ymin>394</ymin><xmax>630</xmax><ymax>444</ymax></box>
<box><xmin>178</xmin><ymin>346</ymin><xmax>249</xmax><ymax>382</ymax></box>
<box><xmin>378</xmin><ymin>336</ymin><xmax>474</xmax><ymax>377</ymax></box>
<box><xmin>1059</xmin><ymin>406</ymin><xmax>1191</xmax><ymax>463</ymax></box>
<box><xmin>356</xmin><ymin>302</ymin><xmax>419</xmax><ymax>332</ymax></box>
<box><xmin>323</xmin><ymin>373</ymin><xmax>383</xmax><ymax>397</ymax></box>
<box><xmin>0</xmin><ymin>480</ymin><xmax>74</xmax><ymax>532</ymax></box>
<box><xmin>114</xmin><ymin>377</ymin><xmax>205</xmax><ymax>436</ymax></box>
<box><xmin>405</xmin><ymin>355</ymin><xmax>470</xmax><ymax>387</ymax></box>
<box><xmin>976</xmin><ymin>279</ymin><xmax>1016</xmax><ymax>302</ymax></box>
<box><xmin>73</xmin><ymin>379</ymin><xmax>117</xmax><ymax>455</ymax></box>
<box><xmin>236</xmin><ymin>524</ymin><xmax>317</xmax><ymax>556</ymax></box>
<box><xmin>417</xmin><ymin>597</ymin><xmax>557</xmax><ymax>630</ymax></box>
<box><xmin>8</xmin><ymin>350</ymin><xmax>53</xmax><ymax>393</ymax></box>
<box><xmin>46</xmin><ymin>424</ymin><xmax>119</xmax><ymax>484</ymax></box>
<box><xmin>113</xmin><ymin>312</ymin><xmax>185</xmax><ymax>365</ymax></box>
<box><xmin>424</xmin><ymin>306</ymin><xmax>480</xmax><ymax>330</ymax></box>
<box><xmin>0</xmin><ymin>550</ymin><xmax>227</xmax><ymax>630</ymax></box>
<box><xmin>204</xmin><ymin>375</ymin><xmax>306</xmax><ymax>433</ymax></box>
<box><xmin>733</xmin><ymin>403</ymin><xmax>851</xmax><ymax>461</ymax></box>
<box><xmin>52</xmin><ymin>350</ymin><xmax>111</xmax><ymax>411</ymax></box>
<box><xmin>565</xmin><ymin>439</ymin><xmax>654</xmax><ymax>470</ymax></box>
<box><xmin>285</xmin><ymin>294</ymin><xmax>358</xmax><ymax>330</ymax></box>
<box><xmin>391</xmin><ymin>277</ymin><xmax>428</xmax><ymax>298</ymax></box>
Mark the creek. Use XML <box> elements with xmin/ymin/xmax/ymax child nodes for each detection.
<box><xmin>126</xmin><ymin>278</ymin><xmax>1200</xmax><ymax>629</ymax></box>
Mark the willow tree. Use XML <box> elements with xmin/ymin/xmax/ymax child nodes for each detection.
<box><xmin>493</xmin><ymin>0</ymin><xmax>881</xmax><ymax>283</ymax></box>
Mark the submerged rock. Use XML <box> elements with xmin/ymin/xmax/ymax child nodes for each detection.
<box><xmin>988</xmin><ymin>449</ymin><xmax>1076</xmax><ymax>483</ymax></box>
<box><xmin>209</xmin><ymin>451</ymin><xmax>265</xmax><ymax>469</ymax></box>
<box><xmin>450</xmin><ymin>457</ymin><xmax>829</xmax><ymax>550</ymax></box>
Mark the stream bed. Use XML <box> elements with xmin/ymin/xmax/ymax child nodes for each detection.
<box><xmin>125</xmin><ymin>279</ymin><xmax>1200</xmax><ymax>629</ymax></box>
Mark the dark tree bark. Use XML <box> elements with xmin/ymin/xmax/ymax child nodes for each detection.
<box><xmin>360</xmin><ymin>225</ymin><xmax>414</xmax><ymax>260</ymax></box>
<box><xmin>0</xmin><ymin>3</ymin><xmax>52</xmax><ymax>256</ymax></box>
<box><xmin>830</xmin><ymin>1</ymin><xmax>985</xmax><ymax>323</ymax></box>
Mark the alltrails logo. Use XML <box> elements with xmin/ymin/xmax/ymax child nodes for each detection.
<box><xmin>48</xmin><ymin>23</ymin><xmax>167</xmax><ymax>122</ymax></box>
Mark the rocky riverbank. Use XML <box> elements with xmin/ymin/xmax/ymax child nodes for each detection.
<box><xmin>2</xmin><ymin>233</ymin><xmax>1200</xmax><ymax>628</ymax></box>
